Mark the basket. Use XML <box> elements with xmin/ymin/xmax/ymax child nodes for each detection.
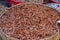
<box><xmin>0</xmin><ymin>3</ymin><xmax>60</xmax><ymax>40</ymax></box>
